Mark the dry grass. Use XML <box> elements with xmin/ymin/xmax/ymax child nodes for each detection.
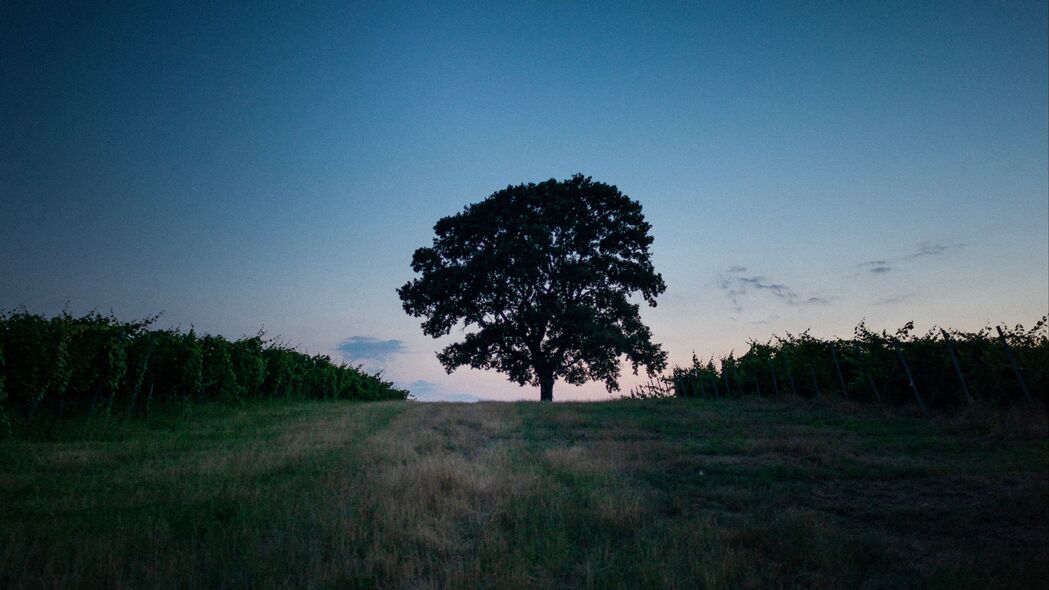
<box><xmin>1</xmin><ymin>397</ymin><xmax>1046</xmax><ymax>589</ymax></box>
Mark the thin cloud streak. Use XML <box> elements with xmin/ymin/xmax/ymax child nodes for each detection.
<box><xmin>403</xmin><ymin>380</ymin><xmax>481</xmax><ymax>402</ymax></box>
<box><xmin>719</xmin><ymin>267</ymin><xmax>828</xmax><ymax>312</ymax></box>
<box><xmin>337</xmin><ymin>336</ymin><xmax>405</xmax><ymax>363</ymax></box>
<box><xmin>858</xmin><ymin>241</ymin><xmax>963</xmax><ymax>275</ymax></box>
<box><xmin>873</xmin><ymin>294</ymin><xmax>911</xmax><ymax>306</ymax></box>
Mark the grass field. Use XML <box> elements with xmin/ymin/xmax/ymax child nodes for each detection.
<box><xmin>1</xmin><ymin>399</ymin><xmax>1046</xmax><ymax>589</ymax></box>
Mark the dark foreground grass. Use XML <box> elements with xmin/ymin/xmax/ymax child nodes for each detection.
<box><xmin>1</xmin><ymin>398</ymin><xmax>1046</xmax><ymax>589</ymax></box>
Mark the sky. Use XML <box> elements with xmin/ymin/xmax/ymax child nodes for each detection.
<box><xmin>2</xmin><ymin>1</ymin><xmax>1046</xmax><ymax>401</ymax></box>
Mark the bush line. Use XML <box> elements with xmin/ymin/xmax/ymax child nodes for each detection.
<box><xmin>634</xmin><ymin>318</ymin><xmax>1048</xmax><ymax>409</ymax></box>
<box><xmin>0</xmin><ymin>309</ymin><xmax>409</xmax><ymax>428</ymax></box>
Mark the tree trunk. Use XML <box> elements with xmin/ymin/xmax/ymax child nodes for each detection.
<box><xmin>539</xmin><ymin>377</ymin><xmax>554</xmax><ymax>402</ymax></box>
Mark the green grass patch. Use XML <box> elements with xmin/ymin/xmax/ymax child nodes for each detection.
<box><xmin>1</xmin><ymin>398</ymin><xmax>1046</xmax><ymax>589</ymax></box>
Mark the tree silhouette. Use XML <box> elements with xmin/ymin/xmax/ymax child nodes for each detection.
<box><xmin>398</xmin><ymin>174</ymin><xmax>667</xmax><ymax>401</ymax></box>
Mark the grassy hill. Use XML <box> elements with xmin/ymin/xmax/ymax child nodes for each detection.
<box><xmin>2</xmin><ymin>399</ymin><xmax>1046</xmax><ymax>589</ymax></box>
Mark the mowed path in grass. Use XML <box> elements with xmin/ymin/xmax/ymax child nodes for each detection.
<box><xmin>1</xmin><ymin>399</ymin><xmax>1046</xmax><ymax>589</ymax></box>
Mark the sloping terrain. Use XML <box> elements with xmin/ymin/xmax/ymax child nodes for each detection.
<box><xmin>1</xmin><ymin>399</ymin><xmax>1046</xmax><ymax>589</ymax></box>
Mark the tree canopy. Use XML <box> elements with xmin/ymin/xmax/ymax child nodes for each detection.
<box><xmin>398</xmin><ymin>174</ymin><xmax>667</xmax><ymax>401</ymax></box>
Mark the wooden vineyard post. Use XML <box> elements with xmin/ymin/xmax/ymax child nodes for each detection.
<box><xmin>731</xmin><ymin>360</ymin><xmax>741</xmax><ymax>396</ymax></box>
<box><xmin>697</xmin><ymin>375</ymin><xmax>707</xmax><ymax>398</ymax></box>
<box><xmin>831</xmin><ymin>343</ymin><xmax>848</xmax><ymax>399</ymax></box>
<box><xmin>854</xmin><ymin>342</ymin><xmax>882</xmax><ymax>402</ymax></box>
<box><xmin>810</xmin><ymin>366</ymin><xmax>821</xmax><ymax>398</ymax></box>
<box><xmin>127</xmin><ymin>385</ymin><xmax>139</xmax><ymax>416</ymax></box>
<box><xmin>941</xmin><ymin>329</ymin><xmax>973</xmax><ymax>404</ymax></box>
<box><xmin>767</xmin><ymin>355</ymin><xmax>781</xmax><ymax>396</ymax></box>
<box><xmin>996</xmin><ymin>326</ymin><xmax>1033</xmax><ymax>404</ymax></box>
<box><xmin>785</xmin><ymin>357</ymin><xmax>798</xmax><ymax>397</ymax></box>
<box><xmin>892</xmin><ymin>339</ymin><xmax>926</xmax><ymax>411</ymax></box>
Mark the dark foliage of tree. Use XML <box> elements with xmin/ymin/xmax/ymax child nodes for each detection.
<box><xmin>0</xmin><ymin>310</ymin><xmax>408</xmax><ymax>429</ymax></box>
<box><xmin>398</xmin><ymin>175</ymin><xmax>668</xmax><ymax>401</ymax></box>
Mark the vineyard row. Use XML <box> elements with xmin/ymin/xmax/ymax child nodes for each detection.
<box><xmin>0</xmin><ymin>310</ymin><xmax>409</xmax><ymax>429</ymax></box>
<box><xmin>632</xmin><ymin>318</ymin><xmax>1048</xmax><ymax>409</ymax></box>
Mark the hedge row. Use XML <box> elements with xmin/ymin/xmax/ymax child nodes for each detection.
<box><xmin>666</xmin><ymin>319</ymin><xmax>1048</xmax><ymax>409</ymax></box>
<box><xmin>0</xmin><ymin>310</ymin><xmax>408</xmax><ymax>427</ymax></box>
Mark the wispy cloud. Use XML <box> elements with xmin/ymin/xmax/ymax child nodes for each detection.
<box><xmin>873</xmin><ymin>294</ymin><xmax>910</xmax><ymax>306</ymax></box>
<box><xmin>402</xmin><ymin>380</ymin><xmax>480</xmax><ymax>402</ymax></box>
<box><xmin>749</xmin><ymin>313</ymin><xmax>782</xmax><ymax>325</ymax></box>
<box><xmin>858</xmin><ymin>241</ymin><xmax>962</xmax><ymax>276</ymax></box>
<box><xmin>910</xmin><ymin>242</ymin><xmax>955</xmax><ymax>258</ymax></box>
<box><xmin>719</xmin><ymin>267</ymin><xmax>827</xmax><ymax>312</ymax></box>
<box><xmin>337</xmin><ymin>336</ymin><xmax>405</xmax><ymax>363</ymax></box>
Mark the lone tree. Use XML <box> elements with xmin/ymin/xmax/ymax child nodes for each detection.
<box><xmin>398</xmin><ymin>174</ymin><xmax>667</xmax><ymax>401</ymax></box>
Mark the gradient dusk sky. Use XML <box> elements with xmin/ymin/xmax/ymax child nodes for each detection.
<box><xmin>2</xmin><ymin>1</ymin><xmax>1046</xmax><ymax>401</ymax></box>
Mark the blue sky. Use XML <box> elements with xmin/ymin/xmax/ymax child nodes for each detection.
<box><xmin>2</xmin><ymin>1</ymin><xmax>1046</xmax><ymax>400</ymax></box>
